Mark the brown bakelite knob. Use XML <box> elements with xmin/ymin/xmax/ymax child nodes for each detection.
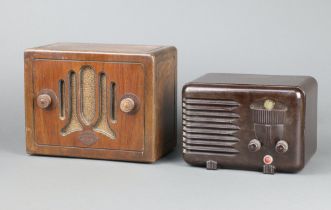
<box><xmin>275</xmin><ymin>140</ymin><xmax>288</xmax><ymax>153</ymax></box>
<box><xmin>248</xmin><ymin>139</ymin><xmax>261</xmax><ymax>152</ymax></box>
<box><xmin>120</xmin><ymin>97</ymin><xmax>136</xmax><ymax>113</ymax></box>
<box><xmin>37</xmin><ymin>94</ymin><xmax>52</xmax><ymax>109</ymax></box>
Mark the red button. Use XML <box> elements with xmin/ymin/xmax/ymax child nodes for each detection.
<box><xmin>263</xmin><ymin>155</ymin><xmax>273</xmax><ymax>165</ymax></box>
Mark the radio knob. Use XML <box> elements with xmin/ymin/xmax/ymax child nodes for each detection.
<box><xmin>248</xmin><ymin>139</ymin><xmax>261</xmax><ymax>152</ymax></box>
<box><xmin>37</xmin><ymin>94</ymin><xmax>52</xmax><ymax>109</ymax></box>
<box><xmin>120</xmin><ymin>97</ymin><xmax>136</xmax><ymax>113</ymax></box>
<box><xmin>275</xmin><ymin>140</ymin><xmax>288</xmax><ymax>153</ymax></box>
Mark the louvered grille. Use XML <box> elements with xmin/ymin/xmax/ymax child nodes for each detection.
<box><xmin>183</xmin><ymin>98</ymin><xmax>241</xmax><ymax>156</ymax></box>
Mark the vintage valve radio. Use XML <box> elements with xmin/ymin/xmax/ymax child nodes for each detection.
<box><xmin>24</xmin><ymin>43</ymin><xmax>177</xmax><ymax>162</ymax></box>
<box><xmin>182</xmin><ymin>73</ymin><xmax>317</xmax><ymax>174</ymax></box>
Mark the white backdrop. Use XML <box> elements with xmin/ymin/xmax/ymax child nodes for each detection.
<box><xmin>0</xmin><ymin>1</ymin><xmax>330</xmax><ymax>210</ymax></box>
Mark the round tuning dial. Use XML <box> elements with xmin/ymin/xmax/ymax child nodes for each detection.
<box><xmin>248</xmin><ymin>139</ymin><xmax>261</xmax><ymax>152</ymax></box>
<box><xmin>37</xmin><ymin>94</ymin><xmax>52</xmax><ymax>109</ymax></box>
<box><xmin>120</xmin><ymin>96</ymin><xmax>136</xmax><ymax>113</ymax></box>
<box><xmin>275</xmin><ymin>140</ymin><xmax>288</xmax><ymax>153</ymax></box>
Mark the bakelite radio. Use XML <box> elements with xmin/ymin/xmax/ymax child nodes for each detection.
<box><xmin>182</xmin><ymin>73</ymin><xmax>317</xmax><ymax>174</ymax></box>
<box><xmin>24</xmin><ymin>43</ymin><xmax>177</xmax><ymax>162</ymax></box>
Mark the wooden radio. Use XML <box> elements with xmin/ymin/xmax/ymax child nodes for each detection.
<box><xmin>182</xmin><ymin>73</ymin><xmax>317</xmax><ymax>174</ymax></box>
<box><xmin>24</xmin><ymin>43</ymin><xmax>177</xmax><ymax>162</ymax></box>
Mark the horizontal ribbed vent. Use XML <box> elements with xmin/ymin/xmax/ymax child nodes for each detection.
<box><xmin>183</xmin><ymin>98</ymin><xmax>240</xmax><ymax>156</ymax></box>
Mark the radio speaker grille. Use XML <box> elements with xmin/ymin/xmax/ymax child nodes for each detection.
<box><xmin>182</xmin><ymin>98</ymin><xmax>240</xmax><ymax>156</ymax></box>
<box><xmin>60</xmin><ymin>67</ymin><xmax>116</xmax><ymax>140</ymax></box>
<box><xmin>80</xmin><ymin>66</ymin><xmax>96</xmax><ymax>125</ymax></box>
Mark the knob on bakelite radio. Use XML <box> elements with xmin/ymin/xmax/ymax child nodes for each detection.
<box><xmin>275</xmin><ymin>140</ymin><xmax>288</xmax><ymax>153</ymax></box>
<box><xmin>248</xmin><ymin>139</ymin><xmax>261</xmax><ymax>152</ymax></box>
<box><xmin>37</xmin><ymin>93</ymin><xmax>52</xmax><ymax>109</ymax></box>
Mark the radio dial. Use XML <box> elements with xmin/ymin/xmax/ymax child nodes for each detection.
<box><xmin>37</xmin><ymin>94</ymin><xmax>52</xmax><ymax>109</ymax></box>
<box><xmin>275</xmin><ymin>140</ymin><xmax>288</xmax><ymax>153</ymax></box>
<box><xmin>119</xmin><ymin>93</ymin><xmax>140</xmax><ymax>114</ymax></box>
<box><xmin>248</xmin><ymin>139</ymin><xmax>261</xmax><ymax>152</ymax></box>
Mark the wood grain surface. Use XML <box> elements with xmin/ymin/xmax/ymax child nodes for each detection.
<box><xmin>25</xmin><ymin>43</ymin><xmax>177</xmax><ymax>162</ymax></box>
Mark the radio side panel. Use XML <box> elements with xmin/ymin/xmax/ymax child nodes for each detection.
<box><xmin>301</xmin><ymin>77</ymin><xmax>318</xmax><ymax>164</ymax></box>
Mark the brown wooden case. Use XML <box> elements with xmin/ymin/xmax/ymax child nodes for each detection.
<box><xmin>182</xmin><ymin>73</ymin><xmax>317</xmax><ymax>174</ymax></box>
<box><xmin>25</xmin><ymin>43</ymin><xmax>177</xmax><ymax>162</ymax></box>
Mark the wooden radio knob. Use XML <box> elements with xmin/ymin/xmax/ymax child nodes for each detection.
<box><xmin>37</xmin><ymin>94</ymin><xmax>52</xmax><ymax>109</ymax></box>
<box><xmin>120</xmin><ymin>97</ymin><xmax>136</xmax><ymax>113</ymax></box>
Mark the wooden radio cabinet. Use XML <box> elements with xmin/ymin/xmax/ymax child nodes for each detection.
<box><xmin>182</xmin><ymin>73</ymin><xmax>317</xmax><ymax>174</ymax></box>
<box><xmin>25</xmin><ymin>43</ymin><xmax>177</xmax><ymax>162</ymax></box>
